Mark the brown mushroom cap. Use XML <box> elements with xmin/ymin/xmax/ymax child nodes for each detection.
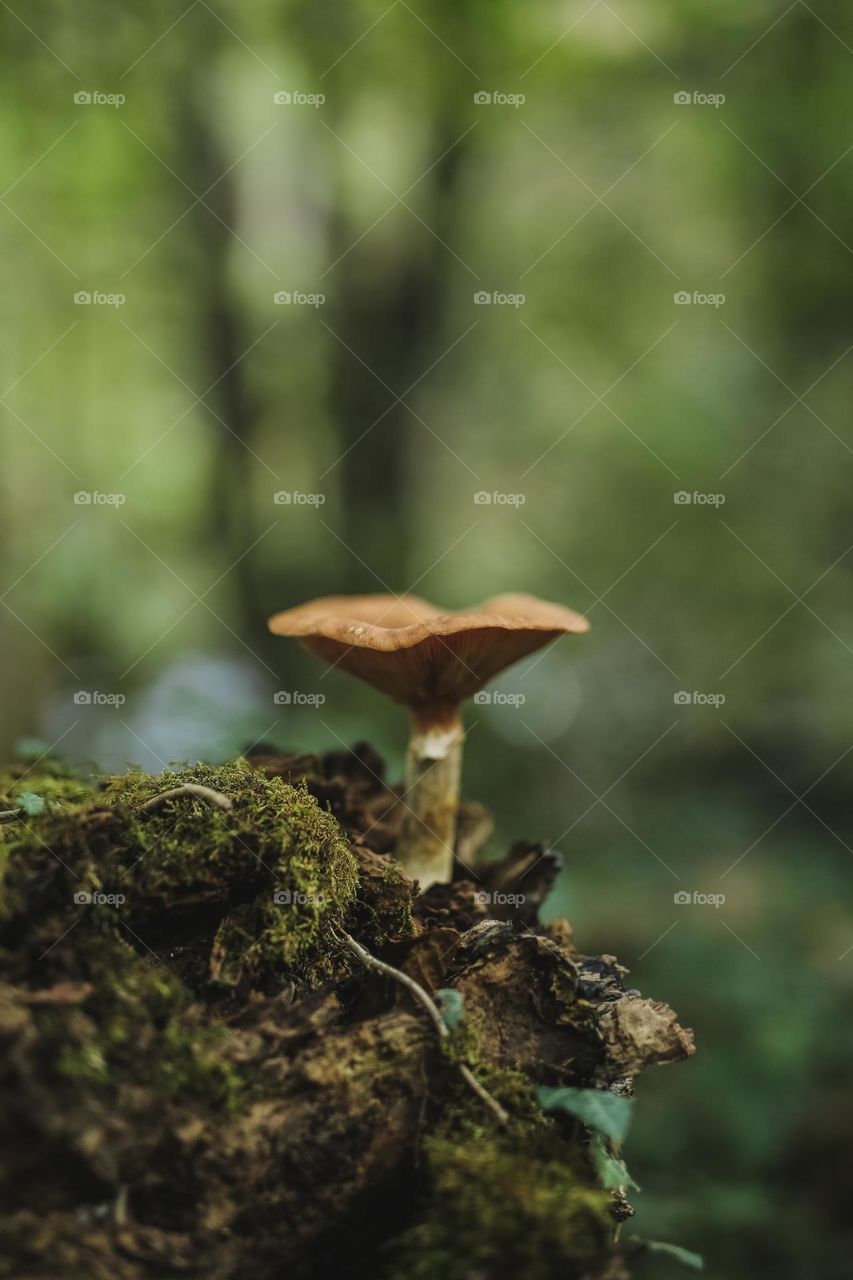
<box><xmin>267</xmin><ymin>592</ymin><xmax>589</xmax><ymax>710</ymax></box>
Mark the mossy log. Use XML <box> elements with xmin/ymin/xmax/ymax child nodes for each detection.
<box><xmin>0</xmin><ymin>745</ymin><xmax>694</xmax><ymax>1280</ymax></box>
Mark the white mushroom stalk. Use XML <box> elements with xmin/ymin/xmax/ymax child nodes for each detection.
<box><xmin>398</xmin><ymin>704</ymin><xmax>464</xmax><ymax>888</ymax></box>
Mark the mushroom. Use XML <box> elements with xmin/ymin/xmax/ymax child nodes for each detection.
<box><xmin>267</xmin><ymin>593</ymin><xmax>589</xmax><ymax>889</ymax></box>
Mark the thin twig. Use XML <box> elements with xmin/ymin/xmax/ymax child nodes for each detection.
<box><xmin>340</xmin><ymin>931</ymin><xmax>509</xmax><ymax>1126</ymax></box>
<box><xmin>0</xmin><ymin>809</ymin><xmax>23</xmax><ymax>824</ymax></box>
<box><xmin>138</xmin><ymin>784</ymin><xmax>233</xmax><ymax>814</ymax></box>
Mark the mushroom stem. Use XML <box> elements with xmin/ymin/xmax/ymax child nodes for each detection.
<box><xmin>397</xmin><ymin>705</ymin><xmax>464</xmax><ymax>890</ymax></box>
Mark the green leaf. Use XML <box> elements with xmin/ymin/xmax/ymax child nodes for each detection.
<box><xmin>15</xmin><ymin>791</ymin><xmax>45</xmax><ymax>816</ymax></box>
<box><xmin>642</xmin><ymin>1240</ymin><xmax>704</xmax><ymax>1270</ymax></box>
<box><xmin>536</xmin><ymin>1086</ymin><xmax>632</xmax><ymax>1143</ymax></box>
<box><xmin>435</xmin><ymin>988</ymin><xmax>465</xmax><ymax>1031</ymax></box>
<box><xmin>590</xmin><ymin>1134</ymin><xmax>639</xmax><ymax>1190</ymax></box>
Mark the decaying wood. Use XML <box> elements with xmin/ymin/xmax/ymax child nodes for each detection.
<box><xmin>0</xmin><ymin>743</ymin><xmax>694</xmax><ymax>1280</ymax></box>
<box><xmin>340</xmin><ymin>929</ymin><xmax>509</xmax><ymax>1126</ymax></box>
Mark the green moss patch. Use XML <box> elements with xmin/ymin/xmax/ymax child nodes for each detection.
<box><xmin>101</xmin><ymin>760</ymin><xmax>359</xmax><ymax>979</ymax></box>
<box><xmin>0</xmin><ymin>758</ymin><xmax>94</xmax><ymax>817</ymax></box>
<box><xmin>386</xmin><ymin>1123</ymin><xmax>613</xmax><ymax>1280</ymax></box>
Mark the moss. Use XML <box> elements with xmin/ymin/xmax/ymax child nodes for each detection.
<box><xmin>151</xmin><ymin>1018</ymin><xmax>246</xmax><ymax>1110</ymax></box>
<box><xmin>376</xmin><ymin>858</ymin><xmax>416</xmax><ymax>934</ymax></box>
<box><xmin>0</xmin><ymin>759</ymin><xmax>358</xmax><ymax>983</ymax></box>
<box><xmin>0</xmin><ymin>760</ymin><xmax>363</xmax><ymax>1119</ymax></box>
<box><xmin>0</xmin><ymin>805</ymin><xmax>108</xmax><ymax>921</ymax></box>
<box><xmin>447</xmin><ymin>1050</ymin><xmax>548</xmax><ymax>1130</ymax></box>
<box><xmin>21</xmin><ymin>924</ymin><xmax>247</xmax><ymax>1112</ymax></box>
<box><xmin>435</xmin><ymin>1003</ymin><xmax>549</xmax><ymax>1127</ymax></box>
<box><xmin>56</xmin><ymin>1038</ymin><xmax>110</xmax><ymax>1086</ymax></box>
<box><xmin>381</xmin><ymin>1014</ymin><xmax>614</xmax><ymax>1280</ymax></box>
<box><xmin>0</xmin><ymin>759</ymin><xmax>94</xmax><ymax>819</ymax></box>
<box><xmin>106</xmin><ymin>761</ymin><xmax>358</xmax><ymax>983</ymax></box>
<box><xmin>346</xmin><ymin>848</ymin><xmax>416</xmax><ymax>951</ymax></box>
<box><xmin>386</xmin><ymin>1124</ymin><xmax>613</xmax><ymax>1280</ymax></box>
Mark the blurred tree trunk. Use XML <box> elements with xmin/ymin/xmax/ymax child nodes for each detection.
<box><xmin>175</xmin><ymin>89</ymin><xmax>267</xmax><ymax>644</ymax></box>
<box><xmin>323</xmin><ymin>119</ymin><xmax>468</xmax><ymax>586</ymax></box>
<box><xmin>290</xmin><ymin>0</ymin><xmax>482</xmax><ymax>590</ymax></box>
<box><xmin>762</xmin><ymin>5</ymin><xmax>847</xmax><ymax>358</ymax></box>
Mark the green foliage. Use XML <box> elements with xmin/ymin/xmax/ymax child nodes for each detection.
<box><xmin>590</xmin><ymin>1133</ymin><xmax>639</xmax><ymax>1192</ymax></box>
<box><xmin>435</xmin><ymin>987</ymin><xmax>465</xmax><ymax>1031</ymax></box>
<box><xmin>14</xmin><ymin>791</ymin><xmax>45</xmax><ymax>815</ymax></box>
<box><xmin>537</xmin><ymin>1086</ymin><xmax>633</xmax><ymax>1144</ymax></box>
<box><xmin>636</xmin><ymin>1238</ymin><xmax>704</xmax><ymax>1271</ymax></box>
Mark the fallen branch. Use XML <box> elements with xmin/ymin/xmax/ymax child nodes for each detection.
<box><xmin>339</xmin><ymin>930</ymin><xmax>509</xmax><ymax>1127</ymax></box>
<box><xmin>0</xmin><ymin>809</ymin><xmax>23</xmax><ymax>824</ymax></box>
<box><xmin>138</xmin><ymin>784</ymin><xmax>233</xmax><ymax>814</ymax></box>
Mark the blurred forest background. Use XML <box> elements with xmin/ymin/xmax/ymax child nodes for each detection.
<box><xmin>2</xmin><ymin>1</ymin><xmax>853</xmax><ymax>1275</ymax></box>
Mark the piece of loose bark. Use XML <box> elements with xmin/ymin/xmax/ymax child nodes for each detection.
<box><xmin>596</xmin><ymin>996</ymin><xmax>695</xmax><ymax>1078</ymax></box>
